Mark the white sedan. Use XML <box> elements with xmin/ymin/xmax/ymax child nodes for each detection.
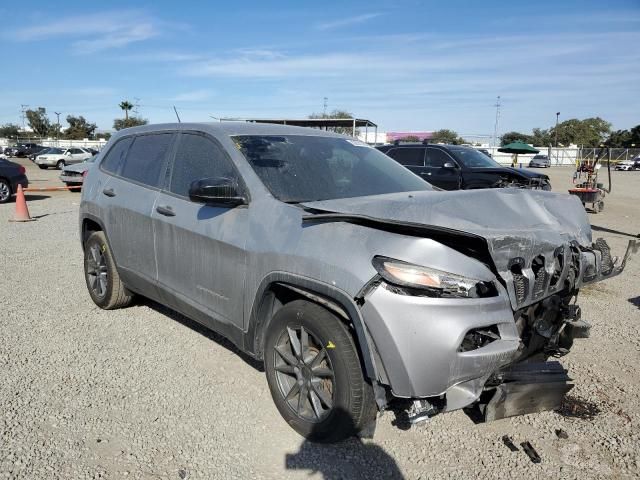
<box><xmin>35</xmin><ymin>147</ymin><xmax>93</xmax><ymax>170</ymax></box>
<box><xmin>615</xmin><ymin>160</ymin><xmax>636</xmax><ymax>171</ymax></box>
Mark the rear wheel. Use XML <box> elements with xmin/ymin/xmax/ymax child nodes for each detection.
<box><xmin>84</xmin><ymin>231</ymin><xmax>134</xmax><ymax>309</ymax></box>
<box><xmin>0</xmin><ymin>179</ymin><xmax>11</xmax><ymax>204</ymax></box>
<box><xmin>264</xmin><ymin>300</ymin><xmax>376</xmax><ymax>443</ymax></box>
<box><xmin>38</xmin><ymin>165</ymin><xmax>48</xmax><ymax>170</ymax></box>
<box><xmin>56</xmin><ymin>160</ymin><xmax>65</xmax><ymax>170</ymax></box>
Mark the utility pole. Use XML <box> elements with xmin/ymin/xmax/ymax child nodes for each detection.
<box><xmin>554</xmin><ymin>112</ymin><xmax>560</xmax><ymax>147</ymax></box>
<box><xmin>54</xmin><ymin>112</ymin><xmax>61</xmax><ymax>145</ymax></box>
<box><xmin>133</xmin><ymin>97</ymin><xmax>141</xmax><ymax>116</ymax></box>
<box><xmin>493</xmin><ymin>96</ymin><xmax>501</xmax><ymax>147</ymax></box>
<box><xmin>20</xmin><ymin>104</ymin><xmax>29</xmax><ymax>140</ymax></box>
<box><xmin>323</xmin><ymin>97</ymin><xmax>328</xmax><ymax>117</ymax></box>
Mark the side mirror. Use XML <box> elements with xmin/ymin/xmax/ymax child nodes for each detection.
<box><xmin>189</xmin><ymin>177</ymin><xmax>247</xmax><ymax>207</ymax></box>
<box><xmin>443</xmin><ymin>162</ymin><xmax>456</xmax><ymax>169</ymax></box>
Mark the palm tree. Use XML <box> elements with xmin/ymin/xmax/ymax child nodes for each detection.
<box><xmin>119</xmin><ymin>101</ymin><xmax>134</xmax><ymax>121</ymax></box>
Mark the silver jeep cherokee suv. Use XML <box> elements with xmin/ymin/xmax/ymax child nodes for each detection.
<box><xmin>80</xmin><ymin>123</ymin><xmax>636</xmax><ymax>442</ymax></box>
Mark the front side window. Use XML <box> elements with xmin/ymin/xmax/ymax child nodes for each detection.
<box><xmin>426</xmin><ymin>148</ymin><xmax>454</xmax><ymax>168</ymax></box>
<box><xmin>169</xmin><ymin>133</ymin><xmax>236</xmax><ymax>197</ymax></box>
<box><xmin>448</xmin><ymin>147</ymin><xmax>502</xmax><ymax>168</ymax></box>
<box><xmin>386</xmin><ymin>147</ymin><xmax>425</xmax><ymax>166</ymax></box>
<box><xmin>233</xmin><ymin>135</ymin><xmax>431</xmax><ymax>203</ymax></box>
<box><xmin>121</xmin><ymin>133</ymin><xmax>174</xmax><ymax>188</ymax></box>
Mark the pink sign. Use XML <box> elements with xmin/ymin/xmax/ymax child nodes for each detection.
<box><xmin>386</xmin><ymin>132</ymin><xmax>433</xmax><ymax>141</ymax></box>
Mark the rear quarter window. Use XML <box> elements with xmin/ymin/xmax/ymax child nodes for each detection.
<box><xmin>100</xmin><ymin>137</ymin><xmax>134</xmax><ymax>175</ymax></box>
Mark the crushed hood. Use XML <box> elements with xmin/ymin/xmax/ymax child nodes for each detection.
<box><xmin>302</xmin><ymin>189</ymin><xmax>599</xmax><ymax>309</ymax></box>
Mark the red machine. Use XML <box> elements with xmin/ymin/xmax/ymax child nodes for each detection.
<box><xmin>569</xmin><ymin>148</ymin><xmax>611</xmax><ymax>214</ymax></box>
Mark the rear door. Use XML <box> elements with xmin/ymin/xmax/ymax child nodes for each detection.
<box><xmin>383</xmin><ymin>147</ymin><xmax>428</xmax><ymax>178</ymax></box>
<box><xmin>99</xmin><ymin>132</ymin><xmax>176</xmax><ymax>294</ymax></box>
<box><xmin>153</xmin><ymin>131</ymin><xmax>249</xmax><ymax>330</ymax></box>
<box><xmin>68</xmin><ymin>148</ymin><xmax>87</xmax><ymax>164</ymax></box>
<box><xmin>424</xmin><ymin>147</ymin><xmax>461</xmax><ymax>190</ymax></box>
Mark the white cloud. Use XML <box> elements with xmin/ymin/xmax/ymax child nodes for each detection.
<box><xmin>315</xmin><ymin>13</ymin><xmax>382</xmax><ymax>31</ymax></box>
<box><xmin>171</xmin><ymin>90</ymin><xmax>214</xmax><ymax>102</ymax></box>
<box><xmin>13</xmin><ymin>10</ymin><xmax>159</xmax><ymax>53</ymax></box>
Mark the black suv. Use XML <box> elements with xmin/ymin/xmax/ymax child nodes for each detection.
<box><xmin>376</xmin><ymin>143</ymin><xmax>551</xmax><ymax>191</ymax></box>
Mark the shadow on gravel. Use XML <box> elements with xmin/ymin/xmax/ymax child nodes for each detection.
<box><xmin>591</xmin><ymin>225</ymin><xmax>640</xmax><ymax>238</ymax></box>
<box><xmin>286</xmin><ymin>409</ymin><xmax>404</xmax><ymax>479</ymax></box>
<box><xmin>23</xmin><ymin>194</ymin><xmax>51</xmax><ymax>201</ymax></box>
<box><xmin>142</xmin><ymin>298</ymin><xmax>264</xmax><ymax>372</ymax></box>
<box><xmin>555</xmin><ymin>395</ymin><xmax>601</xmax><ymax>420</ymax></box>
<box><xmin>628</xmin><ymin>297</ymin><xmax>640</xmax><ymax>310</ymax></box>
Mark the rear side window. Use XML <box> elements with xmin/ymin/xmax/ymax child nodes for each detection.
<box><xmin>387</xmin><ymin>147</ymin><xmax>425</xmax><ymax>166</ymax></box>
<box><xmin>120</xmin><ymin>133</ymin><xmax>174</xmax><ymax>188</ymax></box>
<box><xmin>168</xmin><ymin>133</ymin><xmax>236</xmax><ymax>197</ymax></box>
<box><xmin>101</xmin><ymin>137</ymin><xmax>133</xmax><ymax>175</ymax></box>
<box><xmin>426</xmin><ymin>148</ymin><xmax>453</xmax><ymax>168</ymax></box>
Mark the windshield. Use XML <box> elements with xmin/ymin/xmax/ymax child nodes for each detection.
<box><xmin>233</xmin><ymin>135</ymin><xmax>431</xmax><ymax>203</ymax></box>
<box><xmin>448</xmin><ymin>147</ymin><xmax>502</xmax><ymax>168</ymax></box>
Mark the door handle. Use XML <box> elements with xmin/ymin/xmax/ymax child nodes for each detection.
<box><xmin>156</xmin><ymin>205</ymin><xmax>175</xmax><ymax>217</ymax></box>
<box><xmin>102</xmin><ymin>188</ymin><xmax>116</xmax><ymax>197</ymax></box>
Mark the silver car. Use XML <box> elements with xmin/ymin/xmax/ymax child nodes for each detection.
<box><xmin>79</xmin><ymin>123</ymin><xmax>636</xmax><ymax>442</ymax></box>
<box><xmin>60</xmin><ymin>155</ymin><xmax>97</xmax><ymax>187</ymax></box>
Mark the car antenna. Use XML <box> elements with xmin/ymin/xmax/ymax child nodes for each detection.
<box><xmin>173</xmin><ymin>106</ymin><xmax>181</xmax><ymax>123</ymax></box>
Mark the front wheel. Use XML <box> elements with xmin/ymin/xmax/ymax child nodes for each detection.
<box><xmin>264</xmin><ymin>300</ymin><xmax>376</xmax><ymax>443</ymax></box>
<box><xmin>38</xmin><ymin>165</ymin><xmax>48</xmax><ymax>170</ymax></box>
<box><xmin>0</xmin><ymin>179</ymin><xmax>11</xmax><ymax>204</ymax></box>
<box><xmin>83</xmin><ymin>231</ymin><xmax>134</xmax><ymax>309</ymax></box>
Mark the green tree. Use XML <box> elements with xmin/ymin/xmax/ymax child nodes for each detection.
<box><xmin>398</xmin><ymin>135</ymin><xmax>421</xmax><ymax>142</ymax></box>
<box><xmin>549</xmin><ymin>117</ymin><xmax>611</xmax><ymax>147</ymax></box>
<box><xmin>308</xmin><ymin>109</ymin><xmax>356</xmax><ymax>135</ymax></box>
<box><xmin>64</xmin><ymin>115</ymin><xmax>97</xmax><ymax>140</ymax></box>
<box><xmin>0</xmin><ymin>123</ymin><xmax>20</xmax><ymax>138</ymax></box>
<box><xmin>119</xmin><ymin>100</ymin><xmax>134</xmax><ymax>121</ymax></box>
<box><xmin>501</xmin><ymin>131</ymin><xmax>534</xmax><ymax>146</ymax></box>
<box><xmin>531</xmin><ymin>128</ymin><xmax>551</xmax><ymax>146</ymax></box>
<box><xmin>430</xmin><ymin>129</ymin><xmax>464</xmax><ymax>145</ymax></box>
<box><xmin>25</xmin><ymin>109</ymin><xmax>51</xmax><ymax>137</ymax></box>
<box><xmin>113</xmin><ymin>116</ymin><xmax>148</xmax><ymax>131</ymax></box>
<box><xmin>605</xmin><ymin>125</ymin><xmax>640</xmax><ymax>147</ymax></box>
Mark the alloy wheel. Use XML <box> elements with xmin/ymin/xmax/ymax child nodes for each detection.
<box><xmin>86</xmin><ymin>244</ymin><xmax>108</xmax><ymax>298</ymax></box>
<box><xmin>0</xmin><ymin>181</ymin><xmax>10</xmax><ymax>202</ymax></box>
<box><xmin>273</xmin><ymin>325</ymin><xmax>335</xmax><ymax>422</ymax></box>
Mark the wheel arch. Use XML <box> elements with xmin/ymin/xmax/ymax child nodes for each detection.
<box><xmin>246</xmin><ymin>272</ymin><xmax>378</xmax><ymax>381</ymax></box>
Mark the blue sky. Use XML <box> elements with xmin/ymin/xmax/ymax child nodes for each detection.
<box><xmin>0</xmin><ymin>0</ymin><xmax>638</xmax><ymax>137</ymax></box>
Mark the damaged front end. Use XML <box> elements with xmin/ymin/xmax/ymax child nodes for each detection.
<box><xmin>301</xmin><ymin>189</ymin><xmax>637</xmax><ymax>425</ymax></box>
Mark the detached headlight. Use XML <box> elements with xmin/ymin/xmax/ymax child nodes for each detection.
<box><xmin>372</xmin><ymin>256</ymin><xmax>497</xmax><ymax>298</ymax></box>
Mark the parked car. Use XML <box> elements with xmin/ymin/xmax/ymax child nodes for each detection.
<box><xmin>528</xmin><ymin>154</ymin><xmax>551</xmax><ymax>168</ymax></box>
<box><xmin>80</xmin><ymin>123</ymin><xmax>634</xmax><ymax>442</ymax></box>
<box><xmin>60</xmin><ymin>155</ymin><xmax>97</xmax><ymax>187</ymax></box>
<box><xmin>35</xmin><ymin>147</ymin><xmax>92</xmax><ymax>169</ymax></box>
<box><xmin>0</xmin><ymin>157</ymin><xmax>29</xmax><ymax>203</ymax></box>
<box><xmin>26</xmin><ymin>145</ymin><xmax>48</xmax><ymax>160</ymax></box>
<box><xmin>615</xmin><ymin>160</ymin><xmax>636</xmax><ymax>171</ymax></box>
<box><xmin>477</xmin><ymin>148</ymin><xmax>492</xmax><ymax>157</ymax></box>
<box><xmin>4</xmin><ymin>146</ymin><xmax>19</xmax><ymax>156</ymax></box>
<box><xmin>376</xmin><ymin>143</ymin><xmax>551</xmax><ymax>190</ymax></box>
<box><xmin>14</xmin><ymin>143</ymin><xmax>41</xmax><ymax>157</ymax></box>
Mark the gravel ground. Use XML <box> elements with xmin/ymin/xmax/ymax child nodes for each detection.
<box><xmin>1</xmin><ymin>165</ymin><xmax>639</xmax><ymax>479</ymax></box>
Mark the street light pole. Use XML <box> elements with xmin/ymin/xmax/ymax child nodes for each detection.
<box><xmin>554</xmin><ymin>112</ymin><xmax>560</xmax><ymax>147</ymax></box>
<box><xmin>54</xmin><ymin>112</ymin><xmax>61</xmax><ymax>146</ymax></box>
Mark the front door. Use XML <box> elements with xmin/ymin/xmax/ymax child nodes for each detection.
<box><xmin>153</xmin><ymin>131</ymin><xmax>249</xmax><ymax>330</ymax></box>
<box><xmin>424</xmin><ymin>148</ymin><xmax>461</xmax><ymax>190</ymax></box>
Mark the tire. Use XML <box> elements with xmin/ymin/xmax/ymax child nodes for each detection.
<box><xmin>264</xmin><ymin>300</ymin><xmax>376</xmax><ymax>443</ymax></box>
<box><xmin>0</xmin><ymin>178</ymin><xmax>11</xmax><ymax>204</ymax></box>
<box><xmin>83</xmin><ymin>231</ymin><xmax>134</xmax><ymax>309</ymax></box>
<box><xmin>56</xmin><ymin>160</ymin><xmax>65</xmax><ymax>170</ymax></box>
<box><xmin>38</xmin><ymin>165</ymin><xmax>48</xmax><ymax>170</ymax></box>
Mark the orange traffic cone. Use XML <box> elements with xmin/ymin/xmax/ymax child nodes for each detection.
<box><xmin>9</xmin><ymin>185</ymin><xmax>34</xmax><ymax>222</ymax></box>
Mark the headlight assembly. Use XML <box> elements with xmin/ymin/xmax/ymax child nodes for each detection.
<box><xmin>372</xmin><ymin>256</ymin><xmax>497</xmax><ymax>298</ymax></box>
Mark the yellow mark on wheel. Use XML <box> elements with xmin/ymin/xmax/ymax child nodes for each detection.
<box><xmin>326</xmin><ymin>341</ymin><xmax>336</xmax><ymax>349</ymax></box>
<box><xmin>101</xmin><ymin>244</ymin><xmax>106</xmax><ymax>253</ymax></box>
